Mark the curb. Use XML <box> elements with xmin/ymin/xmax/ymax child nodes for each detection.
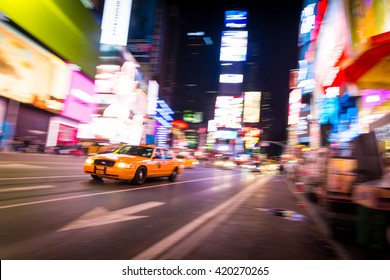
<box><xmin>283</xmin><ymin>175</ymin><xmax>352</xmax><ymax>260</ymax></box>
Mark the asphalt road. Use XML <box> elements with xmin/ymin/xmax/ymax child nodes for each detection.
<box><xmin>0</xmin><ymin>152</ymin><xmax>261</xmax><ymax>259</ymax></box>
<box><xmin>1</xmin><ymin>152</ymin><xmax>388</xmax><ymax>260</ymax></box>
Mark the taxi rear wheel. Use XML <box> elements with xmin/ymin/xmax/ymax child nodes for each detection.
<box><xmin>168</xmin><ymin>167</ymin><xmax>178</xmax><ymax>181</ymax></box>
<box><xmin>132</xmin><ymin>166</ymin><xmax>147</xmax><ymax>185</ymax></box>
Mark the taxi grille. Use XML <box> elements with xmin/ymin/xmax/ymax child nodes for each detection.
<box><xmin>94</xmin><ymin>159</ymin><xmax>115</xmax><ymax>167</ymax></box>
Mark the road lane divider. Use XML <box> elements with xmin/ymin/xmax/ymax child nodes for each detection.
<box><xmin>0</xmin><ymin>174</ymin><xmax>242</xmax><ymax>210</ymax></box>
<box><xmin>0</xmin><ymin>185</ymin><xmax>57</xmax><ymax>193</ymax></box>
<box><xmin>0</xmin><ymin>175</ymin><xmax>86</xmax><ymax>181</ymax></box>
<box><xmin>132</xmin><ymin>175</ymin><xmax>272</xmax><ymax>260</ymax></box>
<box><xmin>0</xmin><ymin>168</ymin><xmax>234</xmax><ymax>182</ymax></box>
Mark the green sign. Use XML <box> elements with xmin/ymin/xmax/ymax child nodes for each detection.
<box><xmin>0</xmin><ymin>0</ymin><xmax>101</xmax><ymax>78</ymax></box>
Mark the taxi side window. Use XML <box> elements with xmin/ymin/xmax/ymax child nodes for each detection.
<box><xmin>153</xmin><ymin>148</ymin><xmax>162</xmax><ymax>159</ymax></box>
<box><xmin>163</xmin><ymin>150</ymin><xmax>173</xmax><ymax>159</ymax></box>
<box><xmin>145</xmin><ymin>148</ymin><xmax>153</xmax><ymax>157</ymax></box>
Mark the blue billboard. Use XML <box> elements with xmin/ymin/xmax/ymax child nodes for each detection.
<box><xmin>225</xmin><ymin>10</ymin><xmax>248</xmax><ymax>29</ymax></box>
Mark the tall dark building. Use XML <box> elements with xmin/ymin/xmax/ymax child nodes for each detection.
<box><xmin>172</xmin><ymin>4</ymin><xmax>222</xmax><ymax>129</ymax></box>
<box><xmin>152</xmin><ymin>0</ymin><xmax>182</xmax><ymax>107</ymax></box>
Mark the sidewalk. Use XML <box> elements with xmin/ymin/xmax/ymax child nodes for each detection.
<box><xmin>179</xmin><ymin>174</ymin><xmax>390</xmax><ymax>260</ymax></box>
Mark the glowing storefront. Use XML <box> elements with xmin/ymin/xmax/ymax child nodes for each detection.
<box><xmin>0</xmin><ymin>1</ymin><xmax>101</xmax><ymax>150</ymax></box>
<box><xmin>342</xmin><ymin>0</ymin><xmax>390</xmax><ymax>133</ymax></box>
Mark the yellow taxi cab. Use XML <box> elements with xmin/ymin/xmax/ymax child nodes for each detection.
<box><xmin>83</xmin><ymin>144</ymin><xmax>184</xmax><ymax>185</ymax></box>
<box><xmin>176</xmin><ymin>155</ymin><xmax>199</xmax><ymax>168</ymax></box>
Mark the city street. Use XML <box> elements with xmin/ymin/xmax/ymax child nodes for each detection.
<box><xmin>0</xmin><ymin>152</ymin><xmax>389</xmax><ymax>260</ymax></box>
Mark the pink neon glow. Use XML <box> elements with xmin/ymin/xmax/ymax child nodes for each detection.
<box><xmin>361</xmin><ymin>89</ymin><xmax>390</xmax><ymax>109</ymax></box>
<box><xmin>62</xmin><ymin>70</ymin><xmax>98</xmax><ymax>123</ymax></box>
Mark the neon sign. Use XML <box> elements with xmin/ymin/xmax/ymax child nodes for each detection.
<box><xmin>300</xmin><ymin>3</ymin><xmax>316</xmax><ymax>35</ymax></box>
<box><xmin>225</xmin><ymin>10</ymin><xmax>248</xmax><ymax>28</ymax></box>
<box><xmin>152</xmin><ymin>99</ymin><xmax>173</xmax><ymax>128</ymax></box>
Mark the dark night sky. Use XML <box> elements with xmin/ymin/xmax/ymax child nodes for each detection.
<box><xmin>173</xmin><ymin>0</ymin><xmax>304</xmax><ymax>142</ymax></box>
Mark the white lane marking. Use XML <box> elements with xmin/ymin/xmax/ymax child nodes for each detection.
<box><xmin>0</xmin><ymin>164</ymin><xmax>46</xmax><ymax>169</ymax></box>
<box><xmin>0</xmin><ymin>175</ymin><xmax>86</xmax><ymax>181</ymax></box>
<box><xmin>132</xmin><ymin>176</ymin><xmax>272</xmax><ymax>260</ymax></box>
<box><xmin>0</xmin><ymin>168</ymin><xmax>225</xmax><ymax>181</ymax></box>
<box><xmin>0</xmin><ymin>185</ymin><xmax>57</xmax><ymax>193</ymax></box>
<box><xmin>58</xmin><ymin>201</ymin><xmax>164</xmax><ymax>231</ymax></box>
<box><xmin>0</xmin><ymin>161</ymin><xmax>81</xmax><ymax>165</ymax></box>
<box><xmin>0</xmin><ymin>174</ymin><xmax>241</xmax><ymax>210</ymax></box>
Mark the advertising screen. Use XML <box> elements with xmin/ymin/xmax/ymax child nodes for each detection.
<box><xmin>288</xmin><ymin>89</ymin><xmax>302</xmax><ymax>125</ymax></box>
<box><xmin>317</xmin><ymin>96</ymin><xmax>339</xmax><ymax>125</ymax></box>
<box><xmin>361</xmin><ymin>89</ymin><xmax>390</xmax><ymax>109</ymax></box>
<box><xmin>62</xmin><ymin>71</ymin><xmax>98</xmax><ymax>123</ymax></box>
<box><xmin>101</xmin><ymin>0</ymin><xmax>133</xmax><ymax>46</ymax></box>
<box><xmin>243</xmin><ymin>91</ymin><xmax>261</xmax><ymax>123</ymax></box>
<box><xmin>225</xmin><ymin>10</ymin><xmax>248</xmax><ymax>28</ymax></box>
<box><xmin>219</xmin><ymin>74</ymin><xmax>243</xmax><ymax>83</ymax></box>
<box><xmin>214</xmin><ymin>96</ymin><xmax>243</xmax><ymax>128</ymax></box>
<box><xmin>219</xmin><ymin>31</ymin><xmax>248</xmax><ymax>62</ymax></box>
<box><xmin>315</xmin><ymin>0</ymin><xmax>349</xmax><ymax>88</ymax></box>
<box><xmin>297</xmin><ymin>106</ymin><xmax>310</xmax><ymax>143</ymax></box>
<box><xmin>347</xmin><ymin>0</ymin><xmax>390</xmax><ymax>51</ymax></box>
<box><xmin>0</xmin><ymin>21</ymin><xmax>70</xmax><ymax>113</ymax></box>
<box><xmin>213</xmin><ymin>130</ymin><xmax>238</xmax><ymax>140</ymax></box>
<box><xmin>57</xmin><ymin>123</ymin><xmax>78</xmax><ymax>145</ymax></box>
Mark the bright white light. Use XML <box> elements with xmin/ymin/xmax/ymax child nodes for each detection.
<box><xmin>365</xmin><ymin>95</ymin><xmax>381</xmax><ymax>103</ymax></box>
<box><xmin>219</xmin><ymin>74</ymin><xmax>243</xmax><ymax>83</ymax></box>
<box><xmin>325</xmin><ymin>87</ymin><xmax>340</xmax><ymax>98</ymax></box>
<box><xmin>187</xmin><ymin>31</ymin><xmax>205</xmax><ymax>36</ymax></box>
<box><xmin>100</xmin><ymin>0</ymin><xmax>132</xmax><ymax>46</ymax></box>
<box><xmin>71</xmin><ymin>89</ymin><xmax>97</xmax><ymax>103</ymax></box>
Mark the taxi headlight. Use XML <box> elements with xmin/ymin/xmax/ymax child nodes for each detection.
<box><xmin>224</xmin><ymin>161</ymin><xmax>236</xmax><ymax>167</ymax></box>
<box><xmin>117</xmin><ymin>162</ymin><xmax>135</xmax><ymax>169</ymax></box>
<box><xmin>85</xmin><ymin>158</ymin><xmax>94</xmax><ymax>165</ymax></box>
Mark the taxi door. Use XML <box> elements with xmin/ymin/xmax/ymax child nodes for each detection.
<box><xmin>161</xmin><ymin>149</ymin><xmax>176</xmax><ymax>176</ymax></box>
<box><xmin>148</xmin><ymin>148</ymin><xmax>163</xmax><ymax>176</ymax></box>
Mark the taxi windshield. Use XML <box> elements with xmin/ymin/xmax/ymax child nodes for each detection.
<box><xmin>114</xmin><ymin>145</ymin><xmax>153</xmax><ymax>157</ymax></box>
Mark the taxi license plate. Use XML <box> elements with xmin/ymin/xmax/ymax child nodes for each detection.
<box><xmin>96</xmin><ymin>170</ymin><xmax>104</xmax><ymax>174</ymax></box>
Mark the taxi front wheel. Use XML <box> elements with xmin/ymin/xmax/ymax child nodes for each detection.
<box><xmin>132</xmin><ymin>166</ymin><xmax>147</xmax><ymax>185</ymax></box>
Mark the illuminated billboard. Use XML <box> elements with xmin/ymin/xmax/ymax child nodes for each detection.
<box><xmin>213</xmin><ymin>130</ymin><xmax>238</xmax><ymax>139</ymax></box>
<box><xmin>317</xmin><ymin>96</ymin><xmax>339</xmax><ymax>125</ymax></box>
<box><xmin>0</xmin><ymin>21</ymin><xmax>71</xmax><ymax>114</ymax></box>
<box><xmin>219</xmin><ymin>74</ymin><xmax>243</xmax><ymax>83</ymax></box>
<box><xmin>147</xmin><ymin>80</ymin><xmax>159</xmax><ymax>116</ymax></box>
<box><xmin>62</xmin><ymin>70</ymin><xmax>98</xmax><ymax>123</ymax></box>
<box><xmin>152</xmin><ymin>99</ymin><xmax>173</xmax><ymax>128</ymax></box>
<box><xmin>243</xmin><ymin>91</ymin><xmax>261</xmax><ymax>123</ymax></box>
<box><xmin>219</xmin><ymin>31</ymin><xmax>248</xmax><ymax>62</ymax></box>
<box><xmin>242</xmin><ymin>127</ymin><xmax>261</xmax><ymax>149</ymax></box>
<box><xmin>288</xmin><ymin>88</ymin><xmax>302</xmax><ymax>125</ymax></box>
<box><xmin>183</xmin><ymin>110</ymin><xmax>203</xmax><ymax>123</ymax></box>
<box><xmin>101</xmin><ymin>0</ymin><xmax>133</xmax><ymax>46</ymax></box>
<box><xmin>0</xmin><ymin>0</ymin><xmax>100</xmax><ymax>78</ymax></box>
<box><xmin>347</xmin><ymin>0</ymin><xmax>390</xmax><ymax>51</ymax></box>
<box><xmin>214</xmin><ymin>96</ymin><xmax>243</xmax><ymax>128</ymax></box>
<box><xmin>225</xmin><ymin>10</ymin><xmax>248</xmax><ymax>28</ymax></box>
